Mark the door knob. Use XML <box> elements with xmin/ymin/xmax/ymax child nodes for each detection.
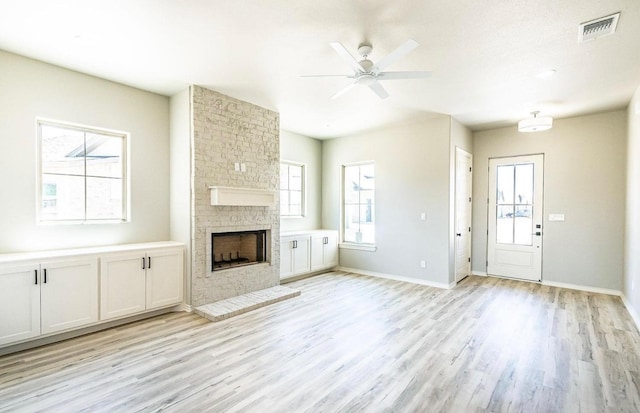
<box><xmin>456</xmin><ymin>233</ymin><xmax>462</xmax><ymax>237</ymax></box>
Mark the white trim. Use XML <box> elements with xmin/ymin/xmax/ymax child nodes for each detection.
<box><xmin>541</xmin><ymin>280</ymin><xmax>621</xmax><ymax>296</ymax></box>
<box><xmin>337</xmin><ymin>266</ymin><xmax>455</xmax><ymax>289</ymax></box>
<box><xmin>621</xmin><ymin>294</ymin><xmax>640</xmax><ymax>332</ymax></box>
<box><xmin>339</xmin><ymin>243</ymin><xmax>377</xmax><ymax>252</ymax></box>
<box><xmin>36</xmin><ymin>118</ymin><xmax>129</xmax><ymax>224</ymax></box>
<box><xmin>472</xmin><ymin>270</ymin><xmax>488</xmax><ymax>276</ymax></box>
<box><xmin>280</xmin><ymin>160</ymin><xmax>306</xmax><ymax>217</ymax></box>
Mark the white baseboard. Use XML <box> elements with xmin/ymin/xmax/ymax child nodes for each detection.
<box><xmin>472</xmin><ymin>270</ymin><xmax>487</xmax><ymax>276</ymax></box>
<box><xmin>541</xmin><ymin>280</ymin><xmax>621</xmax><ymax>296</ymax></box>
<box><xmin>621</xmin><ymin>294</ymin><xmax>640</xmax><ymax>332</ymax></box>
<box><xmin>337</xmin><ymin>266</ymin><xmax>455</xmax><ymax>289</ymax></box>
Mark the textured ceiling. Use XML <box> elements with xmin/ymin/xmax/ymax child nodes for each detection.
<box><xmin>0</xmin><ymin>0</ymin><xmax>639</xmax><ymax>138</ymax></box>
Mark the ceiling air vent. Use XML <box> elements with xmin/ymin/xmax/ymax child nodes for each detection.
<box><xmin>579</xmin><ymin>12</ymin><xmax>620</xmax><ymax>42</ymax></box>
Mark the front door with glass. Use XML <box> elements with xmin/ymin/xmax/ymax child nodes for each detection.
<box><xmin>487</xmin><ymin>154</ymin><xmax>544</xmax><ymax>281</ymax></box>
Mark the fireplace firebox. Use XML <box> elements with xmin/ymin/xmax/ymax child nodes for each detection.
<box><xmin>211</xmin><ymin>230</ymin><xmax>268</xmax><ymax>271</ymax></box>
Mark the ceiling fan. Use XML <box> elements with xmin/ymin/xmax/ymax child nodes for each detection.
<box><xmin>304</xmin><ymin>39</ymin><xmax>431</xmax><ymax>100</ymax></box>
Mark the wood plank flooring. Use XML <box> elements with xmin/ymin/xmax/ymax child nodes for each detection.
<box><xmin>1</xmin><ymin>272</ymin><xmax>639</xmax><ymax>412</ymax></box>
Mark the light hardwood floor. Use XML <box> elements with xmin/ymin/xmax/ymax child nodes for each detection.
<box><xmin>1</xmin><ymin>272</ymin><xmax>639</xmax><ymax>412</ymax></box>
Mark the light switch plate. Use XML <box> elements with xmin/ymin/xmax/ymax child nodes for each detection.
<box><xmin>549</xmin><ymin>213</ymin><xmax>565</xmax><ymax>222</ymax></box>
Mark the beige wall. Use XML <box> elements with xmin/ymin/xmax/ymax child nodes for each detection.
<box><xmin>322</xmin><ymin>115</ymin><xmax>454</xmax><ymax>286</ymax></box>
<box><xmin>169</xmin><ymin>88</ymin><xmax>192</xmax><ymax>303</ymax></box>
<box><xmin>473</xmin><ymin>110</ymin><xmax>627</xmax><ymax>290</ymax></box>
<box><xmin>624</xmin><ymin>86</ymin><xmax>640</xmax><ymax>322</ymax></box>
<box><xmin>280</xmin><ymin>130</ymin><xmax>322</xmax><ymax>232</ymax></box>
<box><xmin>0</xmin><ymin>50</ymin><xmax>170</xmax><ymax>253</ymax></box>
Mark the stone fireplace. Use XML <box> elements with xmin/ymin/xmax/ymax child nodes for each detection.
<box><xmin>189</xmin><ymin>85</ymin><xmax>280</xmax><ymax>307</ymax></box>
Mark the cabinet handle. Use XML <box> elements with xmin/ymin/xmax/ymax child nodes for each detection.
<box><xmin>142</xmin><ymin>257</ymin><xmax>146</xmax><ymax>270</ymax></box>
<box><xmin>293</xmin><ymin>240</ymin><xmax>297</xmax><ymax>249</ymax></box>
<box><xmin>148</xmin><ymin>256</ymin><xmax>151</xmax><ymax>269</ymax></box>
<box><xmin>35</xmin><ymin>269</ymin><xmax>38</xmax><ymax>285</ymax></box>
<box><xmin>43</xmin><ymin>268</ymin><xmax>47</xmax><ymax>284</ymax></box>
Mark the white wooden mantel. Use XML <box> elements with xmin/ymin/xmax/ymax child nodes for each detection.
<box><xmin>209</xmin><ymin>186</ymin><xmax>277</xmax><ymax>207</ymax></box>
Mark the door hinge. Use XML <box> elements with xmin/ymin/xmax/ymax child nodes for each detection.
<box><xmin>469</xmin><ymin>196</ymin><xmax>472</xmax><ymax>202</ymax></box>
<box><xmin>469</xmin><ymin>167</ymin><xmax>472</xmax><ymax>172</ymax></box>
<box><xmin>468</xmin><ymin>257</ymin><xmax>471</xmax><ymax>262</ymax></box>
<box><xmin>468</xmin><ymin>227</ymin><xmax>471</xmax><ymax>232</ymax></box>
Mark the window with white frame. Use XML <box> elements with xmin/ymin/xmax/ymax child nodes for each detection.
<box><xmin>37</xmin><ymin>119</ymin><xmax>128</xmax><ymax>223</ymax></box>
<box><xmin>280</xmin><ymin>162</ymin><xmax>305</xmax><ymax>217</ymax></box>
<box><xmin>343</xmin><ymin>162</ymin><xmax>375</xmax><ymax>244</ymax></box>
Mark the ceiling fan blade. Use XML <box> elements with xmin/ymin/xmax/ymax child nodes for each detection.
<box><xmin>376</xmin><ymin>71</ymin><xmax>432</xmax><ymax>80</ymax></box>
<box><xmin>301</xmin><ymin>74</ymin><xmax>355</xmax><ymax>78</ymax></box>
<box><xmin>330</xmin><ymin>42</ymin><xmax>365</xmax><ymax>73</ymax></box>
<box><xmin>368</xmin><ymin>80</ymin><xmax>389</xmax><ymax>99</ymax></box>
<box><xmin>331</xmin><ymin>80</ymin><xmax>358</xmax><ymax>100</ymax></box>
<box><xmin>373</xmin><ymin>39</ymin><xmax>419</xmax><ymax>73</ymax></box>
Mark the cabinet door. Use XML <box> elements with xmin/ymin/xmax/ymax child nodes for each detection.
<box><xmin>310</xmin><ymin>234</ymin><xmax>326</xmax><ymax>272</ymax></box>
<box><xmin>323</xmin><ymin>231</ymin><xmax>339</xmax><ymax>268</ymax></box>
<box><xmin>40</xmin><ymin>257</ymin><xmax>99</xmax><ymax>335</ymax></box>
<box><xmin>100</xmin><ymin>251</ymin><xmax>146</xmax><ymax>320</ymax></box>
<box><xmin>0</xmin><ymin>263</ymin><xmax>40</xmax><ymax>345</ymax></box>
<box><xmin>146</xmin><ymin>247</ymin><xmax>184</xmax><ymax>310</ymax></box>
<box><xmin>280</xmin><ymin>236</ymin><xmax>295</xmax><ymax>278</ymax></box>
<box><xmin>292</xmin><ymin>236</ymin><xmax>311</xmax><ymax>275</ymax></box>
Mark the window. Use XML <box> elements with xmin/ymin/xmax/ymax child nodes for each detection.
<box><xmin>280</xmin><ymin>162</ymin><xmax>305</xmax><ymax>217</ymax></box>
<box><xmin>37</xmin><ymin>119</ymin><xmax>128</xmax><ymax>223</ymax></box>
<box><xmin>343</xmin><ymin>162</ymin><xmax>375</xmax><ymax>244</ymax></box>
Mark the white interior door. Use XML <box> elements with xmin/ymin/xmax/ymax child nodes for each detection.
<box><xmin>455</xmin><ymin>148</ymin><xmax>473</xmax><ymax>283</ymax></box>
<box><xmin>487</xmin><ymin>154</ymin><xmax>544</xmax><ymax>281</ymax></box>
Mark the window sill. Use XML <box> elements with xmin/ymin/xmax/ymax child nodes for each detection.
<box><xmin>339</xmin><ymin>243</ymin><xmax>377</xmax><ymax>252</ymax></box>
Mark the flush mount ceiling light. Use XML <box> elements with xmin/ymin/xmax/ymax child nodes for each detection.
<box><xmin>518</xmin><ymin>111</ymin><xmax>553</xmax><ymax>132</ymax></box>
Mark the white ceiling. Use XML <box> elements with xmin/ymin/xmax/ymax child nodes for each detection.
<box><xmin>1</xmin><ymin>0</ymin><xmax>639</xmax><ymax>138</ymax></box>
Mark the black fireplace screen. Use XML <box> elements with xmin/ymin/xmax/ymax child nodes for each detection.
<box><xmin>211</xmin><ymin>230</ymin><xmax>267</xmax><ymax>271</ymax></box>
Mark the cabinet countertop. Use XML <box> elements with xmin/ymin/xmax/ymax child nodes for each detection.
<box><xmin>0</xmin><ymin>241</ymin><xmax>184</xmax><ymax>264</ymax></box>
<box><xmin>280</xmin><ymin>229</ymin><xmax>337</xmax><ymax>237</ymax></box>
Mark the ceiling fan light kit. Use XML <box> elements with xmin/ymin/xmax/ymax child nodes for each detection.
<box><xmin>518</xmin><ymin>111</ymin><xmax>553</xmax><ymax>132</ymax></box>
<box><xmin>306</xmin><ymin>39</ymin><xmax>431</xmax><ymax>100</ymax></box>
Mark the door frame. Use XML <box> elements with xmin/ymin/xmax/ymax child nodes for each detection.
<box><xmin>454</xmin><ymin>147</ymin><xmax>473</xmax><ymax>283</ymax></box>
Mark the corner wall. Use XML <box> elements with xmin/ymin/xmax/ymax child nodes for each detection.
<box><xmin>322</xmin><ymin>115</ymin><xmax>453</xmax><ymax>286</ymax></box>
<box><xmin>280</xmin><ymin>130</ymin><xmax>322</xmax><ymax>232</ymax></box>
<box><xmin>473</xmin><ymin>110</ymin><xmax>627</xmax><ymax>291</ymax></box>
<box><xmin>0</xmin><ymin>50</ymin><xmax>170</xmax><ymax>253</ymax></box>
<box><xmin>624</xmin><ymin>86</ymin><xmax>640</xmax><ymax>325</ymax></box>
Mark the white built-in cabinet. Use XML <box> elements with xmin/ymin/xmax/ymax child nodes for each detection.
<box><xmin>281</xmin><ymin>230</ymin><xmax>338</xmax><ymax>279</ymax></box>
<box><xmin>0</xmin><ymin>241</ymin><xmax>184</xmax><ymax>349</ymax></box>
<box><xmin>280</xmin><ymin>234</ymin><xmax>311</xmax><ymax>278</ymax></box>
<box><xmin>0</xmin><ymin>256</ymin><xmax>98</xmax><ymax>346</ymax></box>
<box><xmin>100</xmin><ymin>246</ymin><xmax>184</xmax><ymax>320</ymax></box>
<box><xmin>310</xmin><ymin>231</ymin><xmax>339</xmax><ymax>272</ymax></box>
